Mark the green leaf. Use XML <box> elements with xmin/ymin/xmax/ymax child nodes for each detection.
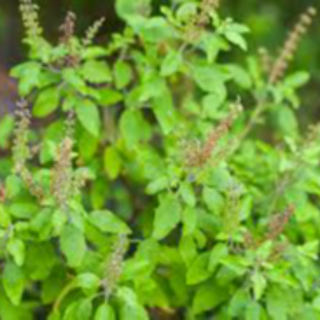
<box><xmin>3</xmin><ymin>261</ymin><xmax>25</xmax><ymax>306</ymax></box>
<box><xmin>9</xmin><ymin>202</ymin><xmax>38</xmax><ymax>219</ymax></box>
<box><xmin>209</xmin><ymin>243</ymin><xmax>228</xmax><ymax>272</ymax></box>
<box><xmin>193</xmin><ymin>282</ymin><xmax>229</xmax><ymax>314</ymax></box>
<box><xmin>229</xmin><ymin>289</ymin><xmax>250</xmax><ymax>318</ymax></box>
<box><xmin>180</xmin><ymin>182</ymin><xmax>196</xmax><ymax>207</ymax></box>
<box><xmin>223</xmin><ymin>23</ymin><xmax>249</xmax><ymax>51</ymax></box>
<box><xmin>76</xmin><ymin>99</ymin><xmax>101</xmax><ymax>137</ymax></box>
<box><xmin>187</xmin><ymin>253</ymin><xmax>211</xmax><ymax>285</ymax></box>
<box><xmin>52</xmin><ymin>210</ymin><xmax>68</xmax><ymax>236</ymax></box>
<box><xmin>114</xmin><ymin>60</ymin><xmax>132</xmax><ymax>89</ymax></box>
<box><xmin>202</xmin><ymin>187</ymin><xmax>224</xmax><ymax>214</ymax></box>
<box><xmin>63</xmin><ymin>299</ymin><xmax>92</xmax><ymax>320</ymax></box>
<box><xmin>139</xmin><ymin>17</ymin><xmax>173</xmax><ymax>43</ymax></box>
<box><xmin>266</xmin><ymin>287</ymin><xmax>288</xmax><ymax>320</ymax></box>
<box><xmin>160</xmin><ymin>50</ymin><xmax>183</xmax><ymax>77</ymax></box>
<box><xmin>94</xmin><ymin>303</ymin><xmax>116</xmax><ymax>320</ymax></box>
<box><xmin>62</xmin><ymin>69</ymin><xmax>87</xmax><ymax>94</ymax></box>
<box><xmin>193</xmin><ymin>65</ymin><xmax>228</xmax><ymax>93</ymax></box>
<box><xmin>97</xmin><ymin>88</ymin><xmax>123</xmax><ymax>107</ymax></box>
<box><xmin>176</xmin><ymin>3</ymin><xmax>197</xmax><ymax>21</ymax></box>
<box><xmin>89</xmin><ymin>210</ymin><xmax>131</xmax><ymax>234</ymax></box>
<box><xmin>0</xmin><ymin>204</ymin><xmax>11</xmax><ymax>228</ymax></box>
<box><xmin>41</xmin><ymin>266</ymin><xmax>66</xmax><ymax>304</ymax></box>
<box><xmin>117</xmin><ymin>287</ymin><xmax>149</xmax><ymax>320</ymax></box>
<box><xmin>81</xmin><ymin>46</ymin><xmax>108</xmax><ymax>60</ymax></box>
<box><xmin>220</xmin><ymin>255</ymin><xmax>249</xmax><ymax>276</ymax></box>
<box><xmin>25</xmin><ymin>242</ymin><xmax>57</xmax><ymax>280</ymax></box>
<box><xmin>78</xmin><ymin>130</ymin><xmax>99</xmax><ymax>162</ymax></box>
<box><xmin>182</xmin><ymin>206</ymin><xmax>197</xmax><ymax>236</ymax></box>
<box><xmin>0</xmin><ymin>284</ymin><xmax>31</xmax><ymax>320</ymax></box>
<box><xmin>152</xmin><ymin>86</ymin><xmax>177</xmax><ymax>134</ymax></box>
<box><xmin>152</xmin><ymin>194</ymin><xmax>182</xmax><ymax>240</ymax></box>
<box><xmin>225</xmin><ymin>31</ymin><xmax>248</xmax><ymax>50</ymax></box>
<box><xmin>298</xmin><ymin>240</ymin><xmax>319</xmax><ymax>260</ymax></box>
<box><xmin>7</xmin><ymin>238</ymin><xmax>25</xmax><ymax>267</ymax></box>
<box><xmin>76</xmin><ymin>273</ymin><xmax>100</xmax><ymax>295</ymax></box>
<box><xmin>116</xmin><ymin>0</ymin><xmax>151</xmax><ymax>21</ymax></box>
<box><xmin>80</xmin><ymin>60</ymin><xmax>112</xmax><ymax>83</ymax></box>
<box><xmin>48</xmin><ymin>311</ymin><xmax>61</xmax><ymax>320</ymax></box>
<box><xmin>5</xmin><ymin>175</ymin><xmax>22</xmax><ymax>199</ymax></box>
<box><xmin>33</xmin><ymin>87</ymin><xmax>60</xmax><ymax>118</ymax></box>
<box><xmin>62</xmin><ymin>94</ymin><xmax>78</xmax><ymax>112</ymax></box>
<box><xmin>60</xmin><ymin>225</ymin><xmax>86</xmax><ymax>268</ymax></box>
<box><xmin>179</xmin><ymin>235</ymin><xmax>197</xmax><ymax>266</ymax></box>
<box><xmin>252</xmin><ymin>271</ymin><xmax>267</xmax><ymax>301</ymax></box>
<box><xmin>0</xmin><ymin>115</ymin><xmax>14</xmax><ymax>149</ymax></box>
<box><xmin>227</xmin><ymin>64</ymin><xmax>252</xmax><ymax>89</ymax></box>
<box><xmin>62</xmin><ymin>302</ymin><xmax>78</xmax><ymax>320</ymax></box>
<box><xmin>245</xmin><ymin>300</ymin><xmax>262</xmax><ymax>320</ymax></box>
<box><xmin>146</xmin><ymin>177</ymin><xmax>169</xmax><ymax>195</ymax></box>
<box><xmin>202</xmin><ymin>91</ymin><xmax>227</xmax><ymax>119</ymax></box>
<box><xmin>284</xmin><ymin>71</ymin><xmax>310</xmax><ymax>88</ymax></box>
<box><xmin>272</xmin><ymin>105</ymin><xmax>298</xmax><ymax>138</ymax></box>
<box><xmin>120</xmin><ymin>110</ymin><xmax>151</xmax><ymax>146</ymax></box>
<box><xmin>202</xmin><ymin>34</ymin><xmax>229</xmax><ymax>63</ymax></box>
<box><xmin>11</xmin><ymin>61</ymin><xmax>42</xmax><ymax>96</ymax></box>
<box><xmin>104</xmin><ymin>146</ymin><xmax>122</xmax><ymax>180</ymax></box>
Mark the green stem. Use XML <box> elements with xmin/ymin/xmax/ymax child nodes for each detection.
<box><xmin>53</xmin><ymin>280</ymin><xmax>77</xmax><ymax>313</ymax></box>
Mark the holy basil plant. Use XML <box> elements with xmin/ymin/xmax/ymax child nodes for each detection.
<box><xmin>0</xmin><ymin>0</ymin><xmax>319</xmax><ymax>319</ymax></box>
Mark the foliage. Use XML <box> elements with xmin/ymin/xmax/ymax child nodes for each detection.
<box><xmin>0</xmin><ymin>0</ymin><xmax>320</xmax><ymax>319</ymax></box>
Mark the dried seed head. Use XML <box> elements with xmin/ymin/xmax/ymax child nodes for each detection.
<box><xmin>182</xmin><ymin>139</ymin><xmax>203</xmax><ymax>168</ymax></box>
<box><xmin>197</xmin><ymin>0</ymin><xmax>220</xmax><ymax>28</ymax></box>
<box><xmin>185</xmin><ymin>0</ymin><xmax>221</xmax><ymax>42</ymax></box>
<box><xmin>223</xmin><ymin>180</ymin><xmax>243</xmax><ymax>235</ymax></box>
<box><xmin>19</xmin><ymin>0</ymin><xmax>42</xmax><ymax>39</ymax></box>
<box><xmin>13</xmin><ymin>99</ymin><xmax>31</xmax><ymax>174</ymax></box>
<box><xmin>83</xmin><ymin>17</ymin><xmax>105</xmax><ymax>46</ymax></box>
<box><xmin>51</xmin><ymin>112</ymin><xmax>90</xmax><ymax>208</ymax></box>
<box><xmin>269</xmin><ymin>7</ymin><xmax>317</xmax><ymax>84</ymax></box>
<box><xmin>202</xmin><ymin>104</ymin><xmax>242</xmax><ymax>162</ymax></box>
<box><xmin>305</xmin><ymin>123</ymin><xmax>320</xmax><ymax>147</ymax></box>
<box><xmin>12</xmin><ymin>99</ymin><xmax>44</xmax><ymax>200</ymax></box>
<box><xmin>258</xmin><ymin>47</ymin><xmax>273</xmax><ymax>74</ymax></box>
<box><xmin>103</xmin><ymin>235</ymin><xmax>129</xmax><ymax>300</ymax></box>
<box><xmin>59</xmin><ymin>12</ymin><xmax>80</xmax><ymax>67</ymax></box>
<box><xmin>59</xmin><ymin>11</ymin><xmax>76</xmax><ymax>45</ymax></box>
<box><xmin>65</xmin><ymin>110</ymin><xmax>75</xmax><ymax>140</ymax></box>
<box><xmin>51</xmin><ymin>137</ymin><xmax>74</xmax><ymax>209</ymax></box>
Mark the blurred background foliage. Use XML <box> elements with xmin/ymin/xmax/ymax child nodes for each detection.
<box><xmin>0</xmin><ymin>0</ymin><xmax>319</xmax><ymax>120</ymax></box>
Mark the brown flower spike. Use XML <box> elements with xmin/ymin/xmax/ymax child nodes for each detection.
<box><xmin>59</xmin><ymin>11</ymin><xmax>80</xmax><ymax>67</ymax></box>
<box><xmin>267</xmin><ymin>205</ymin><xmax>295</xmax><ymax>241</ymax></box>
<box><xmin>269</xmin><ymin>7</ymin><xmax>317</xmax><ymax>84</ymax></box>
<box><xmin>184</xmin><ymin>103</ymin><xmax>242</xmax><ymax>168</ymax></box>
<box><xmin>51</xmin><ymin>137</ymin><xmax>74</xmax><ymax>209</ymax></box>
<box><xmin>185</xmin><ymin>0</ymin><xmax>221</xmax><ymax>41</ymax></box>
<box><xmin>12</xmin><ymin>100</ymin><xmax>44</xmax><ymax>199</ymax></box>
<box><xmin>59</xmin><ymin>11</ymin><xmax>76</xmax><ymax>45</ymax></box>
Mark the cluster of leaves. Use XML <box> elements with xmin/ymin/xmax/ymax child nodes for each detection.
<box><xmin>0</xmin><ymin>0</ymin><xmax>320</xmax><ymax>319</ymax></box>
